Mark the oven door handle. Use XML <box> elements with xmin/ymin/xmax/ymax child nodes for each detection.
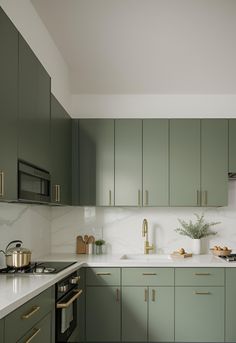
<box><xmin>56</xmin><ymin>289</ymin><xmax>83</xmax><ymax>309</ymax></box>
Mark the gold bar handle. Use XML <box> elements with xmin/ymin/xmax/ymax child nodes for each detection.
<box><xmin>109</xmin><ymin>190</ymin><xmax>112</xmax><ymax>206</ymax></box>
<box><xmin>195</xmin><ymin>291</ymin><xmax>211</xmax><ymax>295</ymax></box>
<box><xmin>197</xmin><ymin>190</ymin><xmax>200</xmax><ymax>206</ymax></box>
<box><xmin>202</xmin><ymin>190</ymin><xmax>207</xmax><ymax>206</ymax></box>
<box><xmin>144</xmin><ymin>288</ymin><xmax>148</xmax><ymax>302</ymax></box>
<box><xmin>142</xmin><ymin>273</ymin><xmax>157</xmax><ymax>276</ymax></box>
<box><xmin>138</xmin><ymin>190</ymin><xmax>141</xmax><ymax>206</ymax></box>
<box><xmin>116</xmin><ymin>288</ymin><xmax>119</xmax><ymax>302</ymax></box>
<box><xmin>57</xmin><ymin>184</ymin><xmax>61</xmax><ymax>203</ymax></box>
<box><xmin>0</xmin><ymin>171</ymin><xmax>4</xmax><ymax>197</ymax></box>
<box><xmin>195</xmin><ymin>273</ymin><xmax>211</xmax><ymax>276</ymax></box>
<box><xmin>145</xmin><ymin>190</ymin><xmax>148</xmax><ymax>206</ymax></box>
<box><xmin>152</xmin><ymin>289</ymin><xmax>156</xmax><ymax>302</ymax></box>
<box><xmin>56</xmin><ymin>289</ymin><xmax>82</xmax><ymax>309</ymax></box>
<box><xmin>96</xmin><ymin>272</ymin><xmax>111</xmax><ymax>276</ymax></box>
<box><xmin>22</xmin><ymin>306</ymin><xmax>40</xmax><ymax>319</ymax></box>
<box><xmin>25</xmin><ymin>328</ymin><xmax>41</xmax><ymax>343</ymax></box>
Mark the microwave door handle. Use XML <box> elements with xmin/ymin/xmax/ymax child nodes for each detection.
<box><xmin>56</xmin><ymin>289</ymin><xmax>82</xmax><ymax>309</ymax></box>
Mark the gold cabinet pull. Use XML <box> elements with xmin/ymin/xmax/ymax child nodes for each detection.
<box><xmin>142</xmin><ymin>273</ymin><xmax>157</xmax><ymax>276</ymax></box>
<box><xmin>195</xmin><ymin>291</ymin><xmax>211</xmax><ymax>295</ymax></box>
<box><xmin>96</xmin><ymin>272</ymin><xmax>111</xmax><ymax>276</ymax></box>
<box><xmin>0</xmin><ymin>171</ymin><xmax>4</xmax><ymax>197</ymax></box>
<box><xmin>144</xmin><ymin>288</ymin><xmax>148</xmax><ymax>302</ymax></box>
<box><xmin>116</xmin><ymin>288</ymin><xmax>120</xmax><ymax>302</ymax></box>
<box><xmin>25</xmin><ymin>328</ymin><xmax>41</xmax><ymax>343</ymax></box>
<box><xmin>109</xmin><ymin>190</ymin><xmax>112</xmax><ymax>206</ymax></box>
<box><xmin>202</xmin><ymin>190</ymin><xmax>207</xmax><ymax>206</ymax></box>
<box><xmin>57</xmin><ymin>289</ymin><xmax>82</xmax><ymax>309</ymax></box>
<box><xmin>197</xmin><ymin>190</ymin><xmax>200</xmax><ymax>206</ymax></box>
<box><xmin>145</xmin><ymin>190</ymin><xmax>148</xmax><ymax>206</ymax></box>
<box><xmin>58</xmin><ymin>184</ymin><xmax>61</xmax><ymax>202</ymax></box>
<box><xmin>54</xmin><ymin>184</ymin><xmax>61</xmax><ymax>202</ymax></box>
<box><xmin>22</xmin><ymin>306</ymin><xmax>40</xmax><ymax>319</ymax></box>
<box><xmin>138</xmin><ymin>190</ymin><xmax>141</xmax><ymax>206</ymax></box>
<box><xmin>152</xmin><ymin>289</ymin><xmax>156</xmax><ymax>302</ymax></box>
<box><xmin>194</xmin><ymin>273</ymin><xmax>211</xmax><ymax>276</ymax></box>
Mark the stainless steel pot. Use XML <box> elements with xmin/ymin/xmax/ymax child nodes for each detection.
<box><xmin>1</xmin><ymin>240</ymin><xmax>32</xmax><ymax>268</ymax></box>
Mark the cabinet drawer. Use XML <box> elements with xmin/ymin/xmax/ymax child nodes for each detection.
<box><xmin>175</xmin><ymin>268</ymin><xmax>224</xmax><ymax>286</ymax></box>
<box><xmin>86</xmin><ymin>268</ymin><xmax>120</xmax><ymax>286</ymax></box>
<box><xmin>122</xmin><ymin>268</ymin><xmax>174</xmax><ymax>286</ymax></box>
<box><xmin>17</xmin><ymin>312</ymin><xmax>51</xmax><ymax>343</ymax></box>
<box><xmin>5</xmin><ymin>287</ymin><xmax>54</xmax><ymax>343</ymax></box>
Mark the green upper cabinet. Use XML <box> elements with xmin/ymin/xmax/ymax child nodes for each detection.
<box><xmin>170</xmin><ymin>119</ymin><xmax>201</xmax><ymax>206</ymax></box>
<box><xmin>201</xmin><ymin>119</ymin><xmax>228</xmax><ymax>206</ymax></box>
<box><xmin>115</xmin><ymin>119</ymin><xmax>142</xmax><ymax>206</ymax></box>
<box><xmin>226</xmin><ymin>268</ymin><xmax>236</xmax><ymax>342</ymax></box>
<box><xmin>78</xmin><ymin>119</ymin><xmax>114</xmax><ymax>206</ymax></box>
<box><xmin>18</xmin><ymin>35</ymin><xmax>51</xmax><ymax>171</ymax></box>
<box><xmin>229</xmin><ymin>119</ymin><xmax>236</xmax><ymax>173</ymax></box>
<box><xmin>143</xmin><ymin>120</ymin><xmax>169</xmax><ymax>206</ymax></box>
<box><xmin>51</xmin><ymin>95</ymin><xmax>72</xmax><ymax>205</ymax></box>
<box><xmin>0</xmin><ymin>8</ymin><xmax>18</xmax><ymax>201</ymax></box>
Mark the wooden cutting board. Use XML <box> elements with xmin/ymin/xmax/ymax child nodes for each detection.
<box><xmin>76</xmin><ymin>236</ymin><xmax>86</xmax><ymax>254</ymax></box>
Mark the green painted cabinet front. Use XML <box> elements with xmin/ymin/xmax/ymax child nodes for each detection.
<box><xmin>18</xmin><ymin>35</ymin><xmax>51</xmax><ymax>171</ymax></box>
<box><xmin>0</xmin><ymin>319</ymin><xmax>4</xmax><ymax>343</ymax></box>
<box><xmin>86</xmin><ymin>286</ymin><xmax>121</xmax><ymax>342</ymax></box>
<box><xmin>122</xmin><ymin>287</ymin><xmax>148</xmax><ymax>342</ymax></box>
<box><xmin>143</xmin><ymin>120</ymin><xmax>169</xmax><ymax>206</ymax></box>
<box><xmin>18</xmin><ymin>312</ymin><xmax>51</xmax><ymax>343</ymax></box>
<box><xmin>148</xmin><ymin>287</ymin><xmax>174</xmax><ymax>342</ymax></box>
<box><xmin>226</xmin><ymin>268</ymin><xmax>236</xmax><ymax>342</ymax></box>
<box><xmin>175</xmin><ymin>286</ymin><xmax>224</xmax><ymax>342</ymax></box>
<box><xmin>229</xmin><ymin>119</ymin><xmax>236</xmax><ymax>173</ymax></box>
<box><xmin>201</xmin><ymin>119</ymin><xmax>228</xmax><ymax>206</ymax></box>
<box><xmin>78</xmin><ymin>119</ymin><xmax>114</xmax><ymax>206</ymax></box>
<box><xmin>51</xmin><ymin>95</ymin><xmax>72</xmax><ymax>205</ymax></box>
<box><xmin>115</xmin><ymin>120</ymin><xmax>142</xmax><ymax>206</ymax></box>
<box><xmin>0</xmin><ymin>8</ymin><xmax>18</xmax><ymax>201</ymax></box>
<box><xmin>170</xmin><ymin>120</ymin><xmax>201</xmax><ymax>206</ymax></box>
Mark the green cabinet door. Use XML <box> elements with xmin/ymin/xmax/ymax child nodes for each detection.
<box><xmin>175</xmin><ymin>286</ymin><xmax>224</xmax><ymax>342</ymax></box>
<box><xmin>78</xmin><ymin>119</ymin><xmax>114</xmax><ymax>206</ymax></box>
<box><xmin>18</xmin><ymin>35</ymin><xmax>51</xmax><ymax>171</ymax></box>
<box><xmin>170</xmin><ymin>120</ymin><xmax>200</xmax><ymax>206</ymax></box>
<box><xmin>201</xmin><ymin>119</ymin><xmax>228</xmax><ymax>206</ymax></box>
<box><xmin>115</xmin><ymin>120</ymin><xmax>142</xmax><ymax>206</ymax></box>
<box><xmin>148</xmin><ymin>287</ymin><xmax>174</xmax><ymax>342</ymax></box>
<box><xmin>86</xmin><ymin>286</ymin><xmax>120</xmax><ymax>342</ymax></box>
<box><xmin>0</xmin><ymin>8</ymin><xmax>18</xmax><ymax>201</ymax></box>
<box><xmin>122</xmin><ymin>287</ymin><xmax>148</xmax><ymax>342</ymax></box>
<box><xmin>51</xmin><ymin>95</ymin><xmax>71</xmax><ymax>205</ymax></box>
<box><xmin>143</xmin><ymin>120</ymin><xmax>169</xmax><ymax>206</ymax></box>
<box><xmin>17</xmin><ymin>312</ymin><xmax>51</xmax><ymax>343</ymax></box>
<box><xmin>0</xmin><ymin>318</ymin><xmax>4</xmax><ymax>343</ymax></box>
<box><xmin>226</xmin><ymin>268</ymin><xmax>236</xmax><ymax>342</ymax></box>
<box><xmin>229</xmin><ymin>119</ymin><xmax>236</xmax><ymax>173</ymax></box>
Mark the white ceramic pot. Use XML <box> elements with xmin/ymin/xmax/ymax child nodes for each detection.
<box><xmin>192</xmin><ymin>239</ymin><xmax>201</xmax><ymax>254</ymax></box>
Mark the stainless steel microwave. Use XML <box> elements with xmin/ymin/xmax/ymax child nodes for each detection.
<box><xmin>18</xmin><ymin>160</ymin><xmax>50</xmax><ymax>203</ymax></box>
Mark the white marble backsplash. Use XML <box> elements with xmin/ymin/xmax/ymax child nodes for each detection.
<box><xmin>0</xmin><ymin>203</ymin><xmax>51</xmax><ymax>267</ymax></box>
<box><xmin>51</xmin><ymin>181</ymin><xmax>236</xmax><ymax>255</ymax></box>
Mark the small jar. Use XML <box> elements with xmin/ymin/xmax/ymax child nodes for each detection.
<box><xmin>96</xmin><ymin>245</ymin><xmax>103</xmax><ymax>255</ymax></box>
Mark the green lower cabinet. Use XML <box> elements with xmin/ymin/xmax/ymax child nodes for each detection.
<box><xmin>175</xmin><ymin>286</ymin><xmax>224</xmax><ymax>342</ymax></box>
<box><xmin>86</xmin><ymin>286</ymin><xmax>121</xmax><ymax>342</ymax></box>
<box><xmin>122</xmin><ymin>287</ymin><xmax>148</xmax><ymax>342</ymax></box>
<box><xmin>0</xmin><ymin>319</ymin><xmax>4</xmax><ymax>343</ymax></box>
<box><xmin>17</xmin><ymin>313</ymin><xmax>51</xmax><ymax>343</ymax></box>
<box><xmin>226</xmin><ymin>268</ymin><xmax>236</xmax><ymax>342</ymax></box>
<box><xmin>148</xmin><ymin>287</ymin><xmax>174</xmax><ymax>342</ymax></box>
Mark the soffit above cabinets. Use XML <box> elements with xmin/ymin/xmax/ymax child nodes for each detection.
<box><xmin>31</xmin><ymin>0</ymin><xmax>236</xmax><ymax>94</ymax></box>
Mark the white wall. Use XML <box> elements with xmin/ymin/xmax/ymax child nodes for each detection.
<box><xmin>0</xmin><ymin>0</ymin><xmax>70</xmax><ymax>112</ymax></box>
<box><xmin>51</xmin><ymin>182</ymin><xmax>236</xmax><ymax>255</ymax></box>
<box><xmin>0</xmin><ymin>204</ymin><xmax>51</xmax><ymax>267</ymax></box>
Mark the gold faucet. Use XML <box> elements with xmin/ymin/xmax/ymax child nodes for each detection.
<box><xmin>142</xmin><ymin>218</ymin><xmax>154</xmax><ymax>254</ymax></box>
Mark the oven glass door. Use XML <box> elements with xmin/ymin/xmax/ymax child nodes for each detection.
<box><xmin>56</xmin><ymin>289</ymin><xmax>81</xmax><ymax>342</ymax></box>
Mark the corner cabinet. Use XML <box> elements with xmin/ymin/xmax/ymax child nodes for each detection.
<box><xmin>115</xmin><ymin>119</ymin><xmax>142</xmax><ymax>206</ymax></box>
<box><xmin>226</xmin><ymin>268</ymin><xmax>236</xmax><ymax>342</ymax></box>
<box><xmin>0</xmin><ymin>8</ymin><xmax>18</xmax><ymax>201</ymax></box>
<box><xmin>18</xmin><ymin>35</ymin><xmax>51</xmax><ymax>171</ymax></box>
<box><xmin>51</xmin><ymin>95</ymin><xmax>72</xmax><ymax>205</ymax></box>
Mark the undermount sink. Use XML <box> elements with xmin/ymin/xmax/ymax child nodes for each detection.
<box><xmin>120</xmin><ymin>254</ymin><xmax>172</xmax><ymax>261</ymax></box>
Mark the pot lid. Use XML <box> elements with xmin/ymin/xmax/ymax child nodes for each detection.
<box><xmin>6</xmin><ymin>246</ymin><xmax>31</xmax><ymax>254</ymax></box>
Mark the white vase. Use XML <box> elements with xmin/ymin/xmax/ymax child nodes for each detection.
<box><xmin>192</xmin><ymin>239</ymin><xmax>201</xmax><ymax>254</ymax></box>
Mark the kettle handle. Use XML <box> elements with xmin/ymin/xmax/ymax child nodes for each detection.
<box><xmin>5</xmin><ymin>240</ymin><xmax>23</xmax><ymax>252</ymax></box>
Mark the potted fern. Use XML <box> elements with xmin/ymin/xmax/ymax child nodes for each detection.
<box><xmin>175</xmin><ymin>213</ymin><xmax>219</xmax><ymax>254</ymax></box>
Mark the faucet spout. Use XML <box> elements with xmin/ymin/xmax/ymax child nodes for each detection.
<box><xmin>142</xmin><ymin>218</ymin><xmax>154</xmax><ymax>254</ymax></box>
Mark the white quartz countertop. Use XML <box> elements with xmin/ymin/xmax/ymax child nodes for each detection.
<box><xmin>0</xmin><ymin>253</ymin><xmax>234</xmax><ymax>319</ymax></box>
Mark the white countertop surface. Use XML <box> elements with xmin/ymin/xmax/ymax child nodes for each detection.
<box><xmin>0</xmin><ymin>253</ymin><xmax>234</xmax><ymax>319</ymax></box>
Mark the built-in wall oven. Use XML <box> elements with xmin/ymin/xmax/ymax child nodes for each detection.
<box><xmin>56</xmin><ymin>271</ymin><xmax>82</xmax><ymax>343</ymax></box>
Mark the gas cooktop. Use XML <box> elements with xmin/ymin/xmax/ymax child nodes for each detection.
<box><xmin>0</xmin><ymin>261</ymin><xmax>76</xmax><ymax>274</ymax></box>
<box><xmin>219</xmin><ymin>254</ymin><xmax>236</xmax><ymax>262</ymax></box>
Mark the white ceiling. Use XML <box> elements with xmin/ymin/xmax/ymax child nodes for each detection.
<box><xmin>31</xmin><ymin>0</ymin><xmax>236</xmax><ymax>94</ymax></box>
